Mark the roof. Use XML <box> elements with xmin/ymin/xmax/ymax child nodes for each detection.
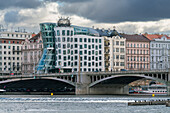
<box><xmin>95</xmin><ymin>29</ymin><xmax>122</xmax><ymax>37</ymax></box>
<box><xmin>29</xmin><ymin>32</ymin><xmax>41</xmax><ymax>41</ymax></box>
<box><xmin>72</xmin><ymin>25</ymin><xmax>100</xmax><ymax>37</ymax></box>
<box><xmin>143</xmin><ymin>34</ymin><xmax>170</xmax><ymax>40</ymax></box>
<box><xmin>122</xmin><ymin>34</ymin><xmax>150</xmax><ymax>42</ymax></box>
<box><xmin>32</xmin><ymin>34</ymin><xmax>36</xmax><ymax>38</ymax></box>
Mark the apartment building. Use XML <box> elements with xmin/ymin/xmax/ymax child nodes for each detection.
<box><xmin>0</xmin><ymin>31</ymin><xmax>32</xmax><ymax>75</ymax></box>
<box><xmin>144</xmin><ymin>34</ymin><xmax>170</xmax><ymax>70</ymax></box>
<box><xmin>122</xmin><ymin>34</ymin><xmax>150</xmax><ymax>70</ymax></box>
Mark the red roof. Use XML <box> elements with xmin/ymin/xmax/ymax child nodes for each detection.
<box><xmin>32</xmin><ymin>34</ymin><xmax>36</xmax><ymax>38</ymax></box>
<box><xmin>143</xmin><ymin>34</ymin><xmax>170</xmax><ymax>40</ymax></box>
<box><xmin>29</xmin><ymin>32</ymin><xmax>41</xmax><ymax>41</ymax></box>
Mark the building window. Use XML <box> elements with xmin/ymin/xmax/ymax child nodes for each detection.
<box><xmin>99</xmin><ymin>50</ymin><xmax>102</xmax><ymax>54</ymax></box>
<box><xmin>71</xmin><ymin>31</ymin><xmax>73</xmax><ymax>36</ymax></box>
<box><xmin>99</xmin><ymin>39</ymin><xmax>102</xmax><ymax>43</ymax></box>
<box><xmin>116</xmin><ymin>41</ymin><xmax>119</xmax><ymax>45</ymax></box>
<box><xmin>88</xmin><ymin>39</ymin><xmax>91</xmax><ymax>43</ymax></box>
<box><xmin>88</xmin><ymin>45</ymin><xmax>91</xmax><ymax>49</ymax></box>
<box><xmin>116</xmin><ymin>55</ymin><xmax>119</xmax><ymax>59</ymax></box>
<box><xmin>62</xmin><ymin>37</ymin><xmax>65</xmax><ymax>42</ymax></box>
<box><xmin>99</xmin><ymin>45</ymin><xmax>102</xmax><ymax>49</ymax></box>
<box><xmin>120</xmin><ymin>41</ymin><xmax>124</xmax><ymax>46</ymax></box>
<box><xmin>84</xmin><ymin>38</ymin><xmax>87</xmax><ymax>42</ymax></box>
<box><xmin>74</xmin><ymin>50</ymin><xmax>78</xmax><ymax>54</ymax></box>
<box><xmin>116</xmin><ymin>48</ymin><xmax>119</xmax><ymax>52</ymax></box>
<box><xmin>92</xmin><ymin>39</ymin><xmax>94</xmax><ymax>43</ymax></box>
<box><xmin>67</xmin><ymin>37</ymin><xmax>70</xmax><ymax>42</ymax></box>
<box><xmin>63</xmin><ymin>50</ymin><xmax>66</xmax><ymax>55</ymax></box>
<box><xmin>120</xmin><ymin>62</ymin><xmax>124</xmax><ymax>66</ymax></box>
<box><xmin>120</xmin><ymin>55</ymin><xmax>124</xmax><ymax>59</ymax></box>
<box><xmin>62</xmin><ymin>30</ymin><xmax>65</xmax><ymax>36</ymax></box>
<box><xmin>95</xmin><ymin>46</ymin><xmax>98</xmax><ymax>50</ymax></box>
<box><xmin>120</xmin><ymin>48</ymin><xmax>124</xmax><ymax>53</ymax></box>
<box><xmin>80</xmin><ymin>45</ymin><xmax>83</xmax><ymax>49</ymax></box>
<box><xmin>95</xmin><ymin>39</ymin><xmax>98</xmax><ymax>43</ymax></box>
<box><xmin>74</xmin><ymin>38</ymin><xmax>78</xmax><ymax>42</ymax></box>
<box><xmin>80</xmin><ymin>38</ymin><xmax>82</xmax><ymax>42</ymax></box>
<box><xmin>67</xmin><ymin>30</ymin><xmax>70</xmax><ymax>36</ymax></box>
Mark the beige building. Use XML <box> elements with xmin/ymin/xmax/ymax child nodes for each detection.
<box><xmin>104</xmin><ymin>35</ymin><xmax>126</xmax><ymax>71</ymax></box>
<box><xmin>22</xmin><ymin>33</ymin><xmax>43</xmax><ymax>74</ymax></box>
<box><xmin>96</xmin><ymin>28</ymin><xmax>126</xmax><ymax>72</ymax></box>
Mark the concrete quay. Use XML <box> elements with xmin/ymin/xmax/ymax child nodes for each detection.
<box><xmin>128</xmin><ymin>99</ymin><xmax>170</xmax><ymax>107</ymax></box>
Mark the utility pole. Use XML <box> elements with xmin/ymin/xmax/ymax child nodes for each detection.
<box><xmin>78</xmin><ymin>53</ymin><xmax>81</xmax><ymax>83</ymax></box>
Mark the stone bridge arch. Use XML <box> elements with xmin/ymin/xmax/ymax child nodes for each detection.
<box><xmin>0</xmin><ymin>78</ymin><xmax>76</xmax><ymax>91</ymax></box>
<box><xmin>89</xmin><ymin>74</ymin><xmax>167</xmax><ymax>88</ymax></box>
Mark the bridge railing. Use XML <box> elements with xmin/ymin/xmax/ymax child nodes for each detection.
<box><xmin>0</xmin><ymin>69</ymin><xmax>168</xmax><ymax>79</ymax></box>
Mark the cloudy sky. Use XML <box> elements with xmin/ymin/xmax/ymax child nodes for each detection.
<box><xmin>0</xmin><ymin>0</ymin><xmax>170</xmax><ymax>34</ymax></box>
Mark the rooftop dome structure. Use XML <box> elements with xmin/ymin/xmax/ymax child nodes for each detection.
<box><xmin>110</xmin><ymin>29</ymin><xmax>120</xmax><ymax>37</ymax></box>
<box><xmin>57</xmin><ymin>18</ymin><xmax>71</xmax><ymax>27</ymax></box>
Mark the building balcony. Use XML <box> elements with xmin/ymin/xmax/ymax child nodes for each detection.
<box><xmin>105</xmin><ymin>51</ymin><xmax>110</xmax><ymax>54</ymax></box>
<box><xmin>105</xmin><ymin>64</ymin><xmax>110</xmax><ymax>68</ymax></box>
<box><xmin>104</xmin><ymin>44</ymin><xmax>110</xmax><ymax>47</ymax></box>
<box><xmin>105</xmin><ymin>57</ymin><xmax>110</xmax><ymax>61</ymax></box>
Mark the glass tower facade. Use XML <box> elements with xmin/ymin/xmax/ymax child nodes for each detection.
<box><xmin>37</xmin><ymin>23</ymin><xmax>56</xmax><ymax>73</ymax></box>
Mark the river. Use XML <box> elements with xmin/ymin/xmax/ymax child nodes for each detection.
<box><xmin>0</xmin><ymin>95</ymin><xmax>170</xmax><ymax>113</ymax></box>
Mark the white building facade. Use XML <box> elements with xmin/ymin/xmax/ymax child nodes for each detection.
<box><xmin>0</xmin><ymin>31</ymin><xmax>32</xmax><ymax>75</ymax></box>
<box><xmin>54</xmin><ymin>25</ymin><xmax>105</xmax><ymax>72</ymax></box>
<box><xmin>150</xmin><ymin>36</ymin><xmax>170</xmax><ymax>70</ymax></box>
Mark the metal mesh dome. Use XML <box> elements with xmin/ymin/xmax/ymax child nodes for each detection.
<box><xmin>57</xmin><ymin>18</ymin><xmax>71</xmax><ymax>27</ymax></box>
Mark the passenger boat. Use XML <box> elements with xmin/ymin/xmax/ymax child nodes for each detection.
<box><xmin>139</xmin><ymin>84</ymin><xmax>167</xmax><ymax>95</ymax></box>
<box><xmin>0</xmin><ymin>89</ymin><xmax>6</xmax><ymax>93</ymax></box>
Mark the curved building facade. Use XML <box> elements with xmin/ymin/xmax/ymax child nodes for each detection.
<box><xmin>37</xmin><ymin>23</ymin><xmax>56</xmax><ymax>73</ymax></box>
<box><xmin>37</xmin><ymin>19</ymin><xmax>105</xmax><ymax>73</ymax></box>
<box><xmin>54</xmin><ymin>21</ymin><xmax>104</xmax><ymax>72</ymax></box>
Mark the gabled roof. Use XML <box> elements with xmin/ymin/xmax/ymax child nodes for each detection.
<box><xmin>29</xmin><ymin>32</ymin><xmax>41</xmax><ymax>41</ymax></box>
<box><xmin>122</xmin><ymin>34</ymin><xmax>150</xmax><ymax>42</ymax></box>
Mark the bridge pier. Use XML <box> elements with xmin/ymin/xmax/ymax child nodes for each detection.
<box><xmin>88</xmin><ymin>84</ymin><xmax>129</xmax><ymax>95</ymax></box>
<box><xmin>75</xmin><ymin>73</ymin><xmax>91</xmax><ymax>95</ymax></box>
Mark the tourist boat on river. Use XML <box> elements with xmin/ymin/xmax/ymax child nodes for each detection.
<box><xmin>139</xmin><ymin>84</ymin><xmax>167</xmax><ymax>95</ymax></box>
<box><xmin>0</xmin><ymin>89</ymin><xmax>6</xmax><ymax>93</ymax></box>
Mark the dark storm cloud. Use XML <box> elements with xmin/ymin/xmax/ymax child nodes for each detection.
<box><xmin>45</xmin><ymin>0</ymin><xmax>89</xmax><ymax>3</ymax></box>
<box><xmin>58</xmin><ymin>0</ymin><xmax>170</xmax><ymax>23</ymax></box>
<box><xmin>0</xmin><ymin>0</ymin><xmax>42</xmax><ymax>9</ymax></box>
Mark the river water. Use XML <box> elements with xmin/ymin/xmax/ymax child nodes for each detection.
<box><xmin>0</xmin><ymin>95</ymin><xmax>170</xmax><ymax>113</ymax></box>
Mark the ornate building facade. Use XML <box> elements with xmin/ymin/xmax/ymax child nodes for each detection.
<box><xmin>22</xmin><ymin>33</ymin><xmax>43</xmax><ymax>74</ymax></box>
<box><xmin>144</xmin><ymin>34</ymin><xmax>170</xmax><ymax>70</ymax></box>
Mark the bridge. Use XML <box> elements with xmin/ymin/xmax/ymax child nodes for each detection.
<box><xmin>0</xmin><ymin>70</ymin><xmax>170</xmax><ymax>95</ymax></box>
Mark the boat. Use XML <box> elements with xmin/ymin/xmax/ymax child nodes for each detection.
<box><xmin>139</xmin><ymin>84</ymin><xmax>167</xmax><ymax>95</ymax></box>
<box><xmin>0</xmin><ymin>89</ymin><xmax>6</xmax><ymax>93</ymax></box>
